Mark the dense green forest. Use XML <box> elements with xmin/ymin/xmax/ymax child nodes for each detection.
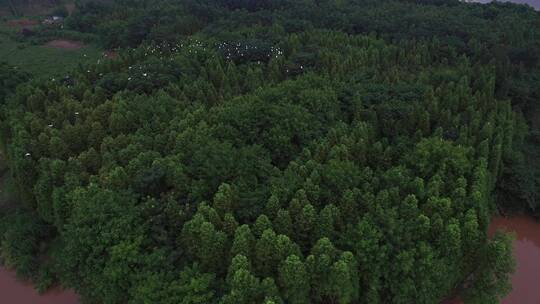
<box><xmin>0</xmin><ymin>0</ymin><xmax>538</xmax><ymax>303</ymax></box>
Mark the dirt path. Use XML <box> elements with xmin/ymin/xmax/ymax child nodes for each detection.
<box><xmin>6</xmin><ymin>19</ymin><xmax>39</xmax><ymax>28</ymax></box>
<box><xmin>45</xmin><ymin>40</ymin><xmax>84</xmax><ymax>50</ymax></box>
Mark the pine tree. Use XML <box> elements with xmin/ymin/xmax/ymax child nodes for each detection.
<box><xmin>306</xmin><ymin>238</ymin><xmax>337</xmax><ymax>301</ymax></box>
<box><xmin>222</xmin><ymin>213</ymin><xmax>239</xmax><ymax>237</ymax></box>
<box><xmin>274</xmin><ymin>209</ymin><xmax>293</xmax><ymax>237</ymax></box>
<box><xmin>227</xmin><ymin>254</ymin><xmax>251</xmax><ymax>284</ymax></box>
<box><xmin>278</xmin><ymin>255</ymin><xmax>310</xmax><ymax>304</ymax></box>
<box><xmin>255</xmin><ymin>229</ymin><xmax>280</xmax><ymax>277</ymax></box>
<box><xmin>213</xmin><ymin>183</ymin><xmax>236</xmax><ymax>216</ymax></box>
<box><xmin>265</xmin><ymin>194</ymin><xmax>281</xmax><ymax>219</ymax></box>
<box><xmin>253</xmin><ymin>214</ymin><xmax>273</xmax><ymax>238</ymax></box>
<box><xmin>231</xmin><ymin>225</ymin><xmax>256</xmax><ymax>260</ymax></box>
<box><xmin>329</xmin><ymin>252</ymin><xmax>359</xmax><ymax>304</ymax></box>
<box><xmin>297</xmin><ymin>203</ymin><xmax>316</xmax><ymax>248</ymax></box>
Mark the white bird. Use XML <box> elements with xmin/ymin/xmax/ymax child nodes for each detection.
<box><xmin>25</xmin><ymin>153</ymin><xmax>31</xmax><ymax>157</ymax></box>
<box><xmin>48</xmin><ymin>124</ymin><xmax>53</xmax><ymax>127</ymax></box>
<box><xmin>75</xmin><ymin>112</ymin><xmax>79</xmax><ymax>115</ymax></box>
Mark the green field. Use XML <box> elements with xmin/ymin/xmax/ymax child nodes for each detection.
<box><xmin>0</xmin><ymin>23</ymin><xmax>102</xmax><ymax>78</ymax></box>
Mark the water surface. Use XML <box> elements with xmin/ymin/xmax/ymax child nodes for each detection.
<box><xmin>0</xmin><ymin>267</ymin><xmax>78</xmax><ymax>304</ymax></box>
<box><xmin>489</xmin><ymin>216</ymin><xmax>540</xmax><ymax>304</ymax></box>
<box><xmin>442</xmin><ymin>215</ymin><xmax>540</xmax><ymax>304</ymax></box>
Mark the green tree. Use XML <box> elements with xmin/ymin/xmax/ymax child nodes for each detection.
<box><xmin>231</xmin><ymin>225</ymin><xmax>255</xmax><ymax>260</ymax></box>
<box><xmin>253</xmin><ymin>214</ymin><xmax>273</xmax><ymax>237</ymax></box>
<box><xmin>274</xmin><ymin>209</ymin><xmax>293</xmax><ymax>236</ymax></box>
<box><xmin>278</xmin><ymin>255</ymin><xmax>310</xmax><ymax>304</ymax></box>
<box><xmin>213</xmin><ymin>183</ymin><xmax>236</xmax><ymax>216</ymax></box>
<box><xmin>464</xmin><ymin>232</ymin><xmax>515</xmax><ymax>304</ymax></box>
<box><xmin>329</xmin><ymin>252</ymin><xmax>359</xmax><ymax>304</ymax></box>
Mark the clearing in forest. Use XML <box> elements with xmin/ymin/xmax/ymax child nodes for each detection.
<box><xmin>45</xmin><ymin>39</ymin><xmax>85</xmax><ymax>50</ymax></box>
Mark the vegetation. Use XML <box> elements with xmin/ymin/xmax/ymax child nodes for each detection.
<box><xmin>1</xmin><ymin>0</ymin><xmax>538</xmax><ymax>303</ymax></box>
<box><xmin>0</xmin><ymin>0</ymin><xmax>64</xmax><ymax>17</ymax></box>
<box><xmin>0</xmin><ymin>20</ymin><xmax>102</xmax><ymax>77</ymax></box>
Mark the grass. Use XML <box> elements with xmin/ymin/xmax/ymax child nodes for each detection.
<box><xmin>0</xmin><ymin>22</ymin><xmax>103</xmax><ymax>78</ymax></box>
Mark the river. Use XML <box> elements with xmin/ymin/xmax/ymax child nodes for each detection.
<box><xmin>489</xmin><ymin>216</ymin><xmax>540</xmax><ymax>304</ymax></box>
<box><xmin>444</xmin><ymin>215</ymin><xmax>540</xmax><ymax>304</ymax></box>
<box><xmin>0</xmin><ymin>267</ymin><xmax>78</xmax><ymax>304</ymax></box>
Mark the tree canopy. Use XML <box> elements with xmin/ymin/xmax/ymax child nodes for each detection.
<box><xmin>1</xmin><ymin>0</ymin><xmax>538</xmax><ymax>303</ymax></box>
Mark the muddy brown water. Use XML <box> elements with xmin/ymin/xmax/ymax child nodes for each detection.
<box><xmin>444</xmin><ymin>215</ymin><xmax>540</xmax><ymax>304</ymax></box>
<box><xmin>489</xmin><ymin>216</ymin><xmax>540</xmax><ymax>304</ymax></box>
<box><xmin>0</xmin><ymin>267</ymin><xmax>78</xmax><ymax>303</ymax></box>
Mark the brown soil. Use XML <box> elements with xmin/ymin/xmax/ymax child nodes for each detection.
<box><xmin>6</xmin><ymin>19</ymin><xmax>39</xmax><ymax>28</ymax></box>
<box><xmin>45</xmin><ymin>39</ymin><xmax>84</xmax><ymax>50</ymax></box>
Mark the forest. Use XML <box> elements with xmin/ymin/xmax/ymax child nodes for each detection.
<box><xmin>0</xmin><ymin>0</ymin><xmax>539</xmax><ymax>303</ymax></box>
